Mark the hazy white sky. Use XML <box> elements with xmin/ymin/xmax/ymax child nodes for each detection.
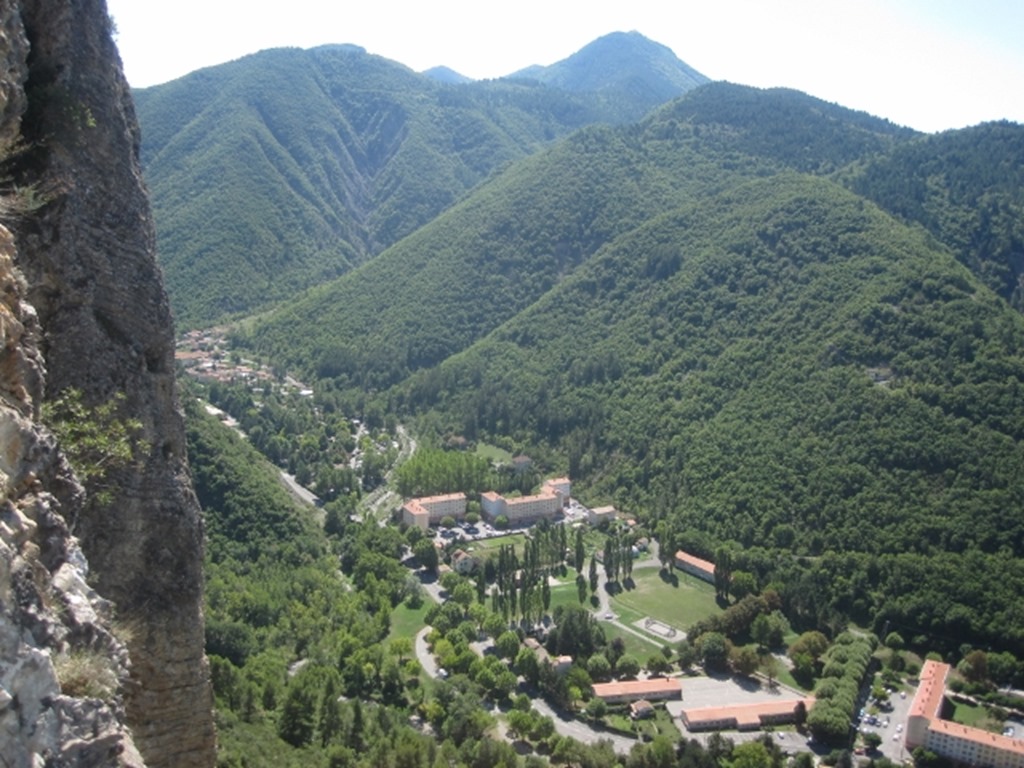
<box><xmin>106</xmin><ymin>0</ymin><xmax>1024</xmax><ymax>133</ymax></box>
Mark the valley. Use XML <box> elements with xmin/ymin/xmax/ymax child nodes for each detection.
<box><xmin>146</xmin><ymin>29</ymin><xmax>1024</xmax><ymax>768</ymax></box>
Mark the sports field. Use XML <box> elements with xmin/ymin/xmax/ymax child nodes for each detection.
<box><xmin>610</xmin><ymin>566</ymin><xmax>721</xmax><ymax>633</ymax></box>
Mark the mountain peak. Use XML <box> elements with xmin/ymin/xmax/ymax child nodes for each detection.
<box><xmin>508</xmin><ymin>30</ymin><xmax>710</xmax><ymax>104</ymax></box>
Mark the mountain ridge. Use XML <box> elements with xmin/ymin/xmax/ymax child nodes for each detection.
<box><xmin>135</xmin><ymin>31</ymin><xmax>712</xmax><ymax>328</ymax></box>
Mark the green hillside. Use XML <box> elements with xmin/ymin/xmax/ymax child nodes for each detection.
<box><xmin>136</xmin><ymin>36</ymin><xmax>709</xmax><ymax>328</ymax></box>
<box><xmin>845</xmin><ymin>121</ymin><xmax>1024</xmax><ymax>306</ymax></box>
<box><xmin>399</xmin><ymin>173</ymin><xmax>1024</xmax><ymax>650</ymax></box>
<box><xmin>233</xmin><ymin>84</ymin><xmax>1024</xmax><ymax>652</ymax></box>
<box><xmin>243</xmin><ymin>83</ymin><xmax>913</xmax><ymax>388</ymax></box>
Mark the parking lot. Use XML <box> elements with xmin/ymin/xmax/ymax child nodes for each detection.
<box><xmin>858</xmin><ymin>686</ymin><xmax>913</xmax><ymax>763</ymax></box>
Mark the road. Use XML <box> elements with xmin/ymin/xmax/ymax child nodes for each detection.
<box><xmin>355</xmin><ymin>425</ymin><xmax>415</xmax><ymax>524</ymax></box>
<box><xmin>411</xmin><ymin>579</ymin><xmax>640</xmax><ymax>754</ymax></box>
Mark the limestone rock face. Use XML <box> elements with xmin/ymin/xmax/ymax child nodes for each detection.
<box><xmin>0</xmin><ymin>1</ymin><xmax>215</xmax><ymax>766</ymax></box>
<box><xmin>0</xmin><ymin>226</ymin><xmax>143</xmax><ymax>766</ymax></box>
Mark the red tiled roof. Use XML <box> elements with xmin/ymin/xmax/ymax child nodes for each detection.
<box><xmin>910</xmin><ymin>660</ymin><xmax>949</xmax><ymax>720</ymax></box>
<box><xmin>592</xmin><ymin>678</ymin><xmax>681</xmax><ymax>699</ymax></box>
<box><xmin>682</xmin><ymin>697</ymin><xmax>815</xmax><ymax>728</ymax></box>
<box><xmin>674</xmin><ymin>550</ymin><xmax>715</xmax><ymax>575</ymax></box>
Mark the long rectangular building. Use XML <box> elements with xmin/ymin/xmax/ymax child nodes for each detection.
<box><xmin>592</xmin><ymin>678</ymin><xmax>681</xmax><ymax>704</ymax></box>
<box><xmin>401</xmin><ymin>492</ymin><xmax>467</xmax><ymax>531</ymax></box>
<box><xmin>680</xmin><ymin>697</ymin><xmax>815</xmax><ymax>732</ymax></box>
<box><xmin>674</xmin><ymin>550</ymin><xmax>716</xmax><ymax>584</ymax></box>
<box><xmin>906</xmin><ymin>660</ymin><xmax>1024</xmax><ymax>768</ymax></box>
<box><xmin>480</xmin><ymin>478</ymin><xmax>570</xmax><ymax>525</ymax></box>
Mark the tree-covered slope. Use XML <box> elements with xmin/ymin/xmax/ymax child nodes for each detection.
<box><xmin>395</xmin><ymin>174</ymin><xmax>1024</xmax><ymax>649</ymax></box>
<box><xmin>403</xmin><ymin>173</ymin><xmax>1024</xmax><ymax>553</ymax></box>
<box><xmin>136</xmin><ymin>36</ymin><xmax>707</xmax><ymax>328</ymax></box>
<box><xmin>844</xmin><ymin>120</ymin><xmax>1024</xmax><ymax>307</ymax></box>
<box><xmin>243</xmin><ymin>83</ymin><xmax>913</xmax><ymax>389</ymax></box>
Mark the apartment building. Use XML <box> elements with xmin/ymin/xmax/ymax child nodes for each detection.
<box><xmin>480</xmin><ymin>478</ymin><xmax>570</xmax><ymax>525</ymax></box>
<box><xmin>401</xmin><ymin>492</ymin><xmax>467</xmax><ymax>531</ymax></box>
<box><xmin>906</xmin><ymin>660</ymin><xmax>1024</xmax><ymax>768</ymax></box>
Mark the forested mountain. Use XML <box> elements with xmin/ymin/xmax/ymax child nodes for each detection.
<box><xmin>135</xmin><ymin>34</ymin><xmax>708</xmax><ymax>327</ymax></box>
<box><xmin>243</xmin><ymin>84</ymin><xmax>915</xmax><ymax>387</ymax></box>
<box><xmin>509</xmin><ymin>31</ymin><xmax>710</xmax><ymax>119</ymax></box>
<box><xmin>235</xmin><ymin>84</ymin><xmax>1024</xmax><ymax>652</ymax></box>
<box><xmin>846</xmin><ymin>121</ymin><xmax>1024</xmax><ymax>307</ymax></box>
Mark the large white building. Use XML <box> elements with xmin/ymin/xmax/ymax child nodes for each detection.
<box><xmin>401</xmin><ymin>492</ymin><xmax>467</xmax><ymax>531</ymax></box>
<box><xmin>480</xmin><ymin>478</ymin><xmax>570</xmax><ymax>525</ymax></box>
<box><xmin>906</xmin><ymin>660</ymin><xmax>1024</xmax><ymax>768</ymax></box>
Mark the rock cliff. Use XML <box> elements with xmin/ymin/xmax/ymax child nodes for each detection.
<box><xmin>0</xmin><ymin>1</ymin><xmax>214</xmax><ymax>765</ymax></box>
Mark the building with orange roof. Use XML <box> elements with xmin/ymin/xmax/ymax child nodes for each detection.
<box><xmin>905</xmin><ymin>659</ymin><xmax>1024</xmax><ymax>767</ymax></box>
<box><xmin>681</xmin><ymin>697</ymin><xmax>815</xmax><ymax>732</ymax></box>
<box><xmin>480</xmin><ymin>478</ymin><xmax>570</xmax><ymax>525</ymax></box>
<box><xmin>592</xmin><ymin>678</ymin><xmax>681</xmax><ymax>704</ymax></box>
<box><xmin>674</xmin><ymin>550</ymin><xmax>716</xmax><ymax>584</ymax></box>
<box><xmin>906</xmin><ymin>659</ymin><xmax>950</xmax><ymax>747</ymax></box>
<box><xmin>401</xmin><ymin>492</ymin><xmax>467</xmax><ymax>531</ymax></box>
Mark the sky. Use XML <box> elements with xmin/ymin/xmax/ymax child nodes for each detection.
<box><xmin>105</xmin><ymin>0</ymin><xmax>1024</xmax><ymax>134</ymax></box>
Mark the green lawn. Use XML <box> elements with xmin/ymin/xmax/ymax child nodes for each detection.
<box><xmin>610</xmin><ymin>567</ymin><xmax>721</xmax><ymax>632</ymax></box>
<box><xmin>465</xmin><ymin>533</ymin><xmax>528</xmax><ymax>556</ymax></box>
<box><xmin>951</xmin><ymin>700</ymin><xmax>1005</xmax><ymax>733</ymax></box>
<box><xmin>475</xmin><ymin>443</ymin><xmax>514</xmax><ymax>464</ymax></box>
<box><xmin>389</xmin><ymin>600</ymin><xmax>430</xmax><ymax>641</ymax></box>
<box><xmin>601</xmin><ymin>621</ymin><xmax>663</xmax><ymax>657</ymax></box>
<box><xmin>602</xmin><ymin>705</ymin><xmax>679</xmax><ymax>740</ymax></box>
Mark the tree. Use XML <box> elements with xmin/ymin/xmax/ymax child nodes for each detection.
<box><xmin>677</xmin><ymin>639</ymin><xmax>697</xmax><ymax>670</ymax></box>
<box><xmin>760</xmin><ymin>654</ymin><xmax>780</xmax><ymax>688</ymax></box>
<box><xmin>959</xmin><ymin>650</ymin><xmax>989</xmax><ymax>683</ymax></box>
<box><xmin>646</xmin><ymin>653</ymin><xmax>671</xmax><ymax>676</ymax></box>
<box><xmin>574</xmin><ymin>528</ymin><xmax>586</xmax><ymax>573</ymax></box>
<box><xmin>496</xmin><ymin>630</ymin><xmax>521</xmax><ymax>660</ymax></box>
<box><xmin>616</xmin><ymin>653</ymin><xmax>641</xmax><ymax>678</ymax></box>
<box><xmin>43</xmin><ymin>389</ymin><xmax>142</xmax><ymax>511</ymax></box>
<box><xmin>730</xmin><ymin>741</ymin><xmax>772</xmax><ymax>768</ymax></box>
<box><xmin>576</xmin><ymin>573</ymin><xmax>588</xmax><ymax>604</ymax></box>
<box><xmin>731</xmin><ymin>570</ymin><xmax>757</xmax><ymax>600</ymax></box>
<box><xmin>714</xmin><ymin>547</ymin><xmax>733</xmax><ymax>601</ymax></box>
<box><xmin>413</xmin><ymin>538</ymin><xmax>439</xmax><ymax>575</ymax></box>
<box><xmin>515</xmin><ymin>647</ymin><xmax>540</xmax><ymax>687</ymax></box>
<box><xmin>698</xmin><ymin>632</ymin><xmax>731</xmax><ymax>671</ymax></box>
<box><xmin>584</xmin><ymin>697</ymin><xmax>607</xmax><ymax>722</ymax></box>
<box><xmin>752</xmin><ymin>614</ymin><xmax>773</xmax><ymax>651</ymax></box>
<box><xmin>587</xmin><ymin>653</ymin><xmax>612</xmax><ymax>681</ymax></box>
<box><xmin>278</xmin><ymin>676</ymin><xmax>317</xmax><ymax>747</ymax></box>
<box><xmin>588</xmin><ymin>555</ymin><xmax>599</xmax><ymax>595</ymax></box>
<box><xmin>731</xmin><ymin>646</ymin><xmax>760</xmax><ymax>677</ymax></box>
<box><xmin>483</xmin><ymin>611</ymin><xmax>506</xmax><ymax>639</ymax></box>
<box><xmin>864</xmin><ymin>731</ymin><xmax>883</xmax><ymax>752</ymax></box>
<box><xmin>389</xmin><ymin>637</ymin><xmax>412</xmax><ymax>666</ymax></box>
<box><xmin>885</xmin><ymin>632</ymin><xmax>905</xmax><ymax>652</ymax></box>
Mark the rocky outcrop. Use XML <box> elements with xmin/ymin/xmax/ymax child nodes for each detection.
<box><xmin>0</xmin><ymin>1</ymin><xmax>215</xmax><ymax>766</ymax></box>
<box><xmin>0</xmin><ymin>225</ymin><xmax>143</xmax><ymax>765</ymax></box>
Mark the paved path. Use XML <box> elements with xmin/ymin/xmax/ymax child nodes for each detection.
<box><xmin>531</xmin><ymin>697</ymin><xmax>636</xmax><ymax>753</ymax></box>
<box><xmin>414</xmin><ymin>627</ymin><xmax>439</xmax><ymax>679</ymax></box>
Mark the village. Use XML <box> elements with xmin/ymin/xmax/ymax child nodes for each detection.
<box><xmin>400</xmin><ymin>482</ymin><xmax>1024</xmax><ymax>767</ymax></box>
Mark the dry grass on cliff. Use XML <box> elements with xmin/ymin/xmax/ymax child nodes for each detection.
<box><xmin>54</xmin><ymin>650</ymin><xmax>119</xmax><ymax>700</ymax></box>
